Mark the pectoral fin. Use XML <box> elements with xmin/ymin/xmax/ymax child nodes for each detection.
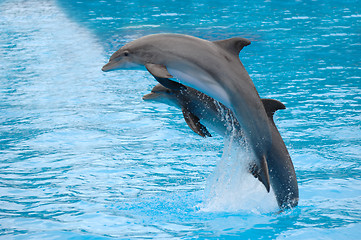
<box><xmin>153</xmin><ymin>76</ymin><xmax>186</xmax><ymax>91</ymax></box>
<box><xmin>145</xmin><ymin>63</ymin><xmax>173</xmax><ymax>78</ymax></box>
<box><xmin>182</xmin><ymin>108</ymin><xmax>212</xmax><ymax>138</ymax></box>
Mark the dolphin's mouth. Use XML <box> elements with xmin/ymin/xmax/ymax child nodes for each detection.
<box><xmin>102</xmin><ymin>62</ymin><xmax>114</xmax><ymax>72</ymax></box>
<box><xmin>142</xmin><ymin>92</ymin><xmax>160</xmax><ymax>100</ymax></box>
<box><xmin>102</xmin><ymin>61</ymin><xmax>145</xmax><ymax>72</ymax></box>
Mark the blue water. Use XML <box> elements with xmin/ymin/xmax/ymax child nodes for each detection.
<box><xmin>1</xmin><ymin>0</ymin><xmax>360</xmax><ymax>239</ymax></box>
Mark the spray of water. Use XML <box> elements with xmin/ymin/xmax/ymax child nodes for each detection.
<box><xmin>199</xmin><ymin>106</ymin><xmax>278</xmax><ymax>214</ymax></box>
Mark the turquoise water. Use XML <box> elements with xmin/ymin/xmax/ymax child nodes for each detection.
<box><xmin>1</xmin><ymin>0</ymin><xmax>360</xmax><ymax>239</ymax></box>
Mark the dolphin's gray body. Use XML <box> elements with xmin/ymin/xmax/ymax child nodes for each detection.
<box><xmin>143</xmin><ymin>83</ymin><xmax>299</xmax><ymax>208</ymax></box>
<box><xmin>143</xmin><ymin>83</ymin><xmax>240</xmax><ymax>139</ymax></box>
<box><xmin>102</xmin><ymin>33</ymin><xmax>294</xmax><ymax>197</ymax></box>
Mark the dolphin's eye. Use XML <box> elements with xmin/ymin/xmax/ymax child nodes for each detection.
<box><xmin>124</xmin><ymin>51</ymin><xmax>129</xmax><ymax>57</ymax></box>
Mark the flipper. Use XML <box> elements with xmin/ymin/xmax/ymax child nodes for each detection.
<box><xmin>153</xmin><ymin>76</ymin><xmax>186</xmax><ymax>91</ymax></box>
<box><xmin>145</xmin><ymin>63</ymin><xmax>173</xmax><ymax>78</ymax></box>
<box><xmin>182</xmin><ymin>107</ymin><xmax>212</xmax><ymax>138</ymax></box>
<box><xmin>213</xmin><ymin>37</ymin><xmax>251</xmax><ymax>56</ymax></box>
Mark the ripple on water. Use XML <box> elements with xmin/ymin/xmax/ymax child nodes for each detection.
<box><xmin>1</xmin><ymin>0</ymin><xmax>361</xmax><ymax>238</ymax></box>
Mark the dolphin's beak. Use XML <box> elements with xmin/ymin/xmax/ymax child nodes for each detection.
<box><xmin>142</xmin><ymin>92</ymin><xmax>160</xmax><ymax>100</ymax></box>
<box><xmin>102</xmin><ymin>62</ymin><xmax>112</xmax><ymax>72</ymax></box>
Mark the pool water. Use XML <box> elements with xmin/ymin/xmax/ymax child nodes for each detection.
<box><xmin>0</xmin><ymin>0</ymin><xmax>360</xmax><ymax>239</ymax></box>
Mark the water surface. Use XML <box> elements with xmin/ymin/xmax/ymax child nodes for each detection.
<box><xmin>0</xmin><ymin>0</ymin><xmax>360</xmax><ymax>239</ymax></box>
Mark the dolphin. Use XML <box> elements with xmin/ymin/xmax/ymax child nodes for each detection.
<box><xmin>102</xmin><ymin>33</ymin><xmax>275</xmax><ymax>192</ymax></box>
<box><xmin>143</xmin><ymin>83</ymin><xmax>299</xmax><ymax>208</ymax></box>
<box><xmin>143</xmin><ymin>83</ymin><xmax>240</xmax><ymax>139</ymax></box>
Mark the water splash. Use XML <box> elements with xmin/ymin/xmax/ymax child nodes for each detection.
<box><xmin>200</xmin><ymin>135</ymin><xmax>278</xmax><ymax>214</ymax></box>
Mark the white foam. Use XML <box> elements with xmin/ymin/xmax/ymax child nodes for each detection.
<box><xmin>199</xmin><ymin>136</ymin><xmax>278</xmax><ymax>214</ymax></box>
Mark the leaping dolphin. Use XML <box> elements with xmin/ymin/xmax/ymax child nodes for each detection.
<box><xmin>102</xmin><ymin>33</ymin><xmax>274</xmax><ymax>193</ymax></box>
<box><xmin>143</xmin><ymin>83</ymin><xmax>239</xmax><ymax>139</ymax></box>
<box><xmin>143</xmin><ymin>84</ymin><xmax>299</xmax><ymax>209</ymax></box>
<box><xmin>143</xmin><ymin>83</ymin><xmax>299</xmax><ymax>208</ymax></box>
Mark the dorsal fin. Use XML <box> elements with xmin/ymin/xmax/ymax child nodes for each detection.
<box><xmin>213</xmin><ymin>37</ymin><xmax>251</xmax><ymax>56</ymax></box>
<box><xmin>261</xmin><ymin>99</ymin><xmax>286</xmax><ymax>119</ymax></box>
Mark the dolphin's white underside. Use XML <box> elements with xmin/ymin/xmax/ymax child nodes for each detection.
<box><xmin>167</xmin><ymin>67</ymin><xmax>232</xmax><ymax>110</ymax></box>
